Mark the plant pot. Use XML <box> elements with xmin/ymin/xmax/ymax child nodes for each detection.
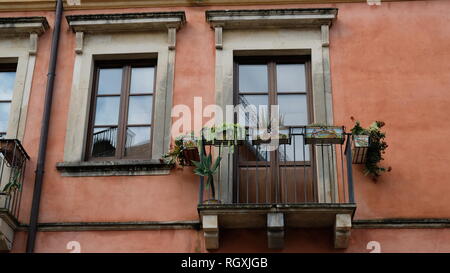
<box><xmin>182</xmin><ymin>147</ymin><xmax>200</xmax><ymax>166</ymax></box>
<box><xmin>352</xmin><ymin>135</ymin><xmax>370</xmax><ymax>164</ymax></box>
<box><xmin>252</xmin><ymin>131</ymin><xmax>291</xmax><ymax>145</ymax></box>
<box><xmin>304</xmin><ymin>126</ymin><xmax>345</xmax><ymax>145</ymax></box>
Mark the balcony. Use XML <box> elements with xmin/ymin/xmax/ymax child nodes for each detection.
<box><xmin>197</xmin><ymin>127</ymin><xmax>356</xmax><ymax>249</ymax></box>
<box><xmin>0</xmin><ymin>139</ymin><xmax>29</xmax><ymax>251</ymax></box>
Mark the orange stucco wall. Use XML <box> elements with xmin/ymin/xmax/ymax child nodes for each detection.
<box><xmin>2</xmin><ymin>0</ymin><xmax>450</xmax><ymax>252</ymax></box>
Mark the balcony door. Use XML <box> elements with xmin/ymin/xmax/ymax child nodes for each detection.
<box><xmin>233</xmin><ymin>56</ymin><xmax>316</xmax><ymax>204</ymax></box>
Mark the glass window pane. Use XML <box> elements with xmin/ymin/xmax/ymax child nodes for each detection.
<box><xmin>239</xmin><ymin>65</ymin><xmax>268</xmax><ymax>92</ymax></box>
<box><xmin>130</xmin><ymin>67</ymin><xmax>154</xmax><ymax>94</ymax></box>
<box><xmin>0</xmin><ymin>72</ymin><xmax>16</xmax><ymax>100</ymax></box>
<box><xmin>0</xmin><ymin>102</ymin><xmax>11</xmax><ymax>133</ymax></box>
<box><xmin>91</xmin><ymin>127</ymin><xmax>117</xmax><ymax>157</ymax></box>
<box><xmin>276</xmin><ymin>64</ymin><xmax>306</xmax><ymax>92</ymax></box>
<box><xmin>98</xmin><ymin>68</ymin><xmax>122</xmax><ymax>95</ymax></box>
<box><xmin>94</xmin><ymin>96</ymin><xmax>120</xmax><ymax>126</ymax></box>
<box><xmin>128</xmin><ymin>95</ymin><xmax>152</xmax><ymax>125</ymax></box>
<box><xmin>238</xmin><ymin>95</ymin><xmax>269</xmax><ymax>128</ymax></box>
<box><xmin>125</xmin><ymin>126</ymin><xmax>151</xmax><ymax>157</ymax></box>
<box><xmin>278</xmin><ymin>94</ymin><xmax>308</xmax><ymax>126</ymax></box>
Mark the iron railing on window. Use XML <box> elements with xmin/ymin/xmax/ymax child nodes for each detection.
<box><xmin>0</xmin><ymin>139</ymin><xmax>30</xmax><ymax>221</ymax></box>
<box><xmin>198</xmin><ymin>126</ymin><xmax>355</xmax><ymax>205</ymax></box>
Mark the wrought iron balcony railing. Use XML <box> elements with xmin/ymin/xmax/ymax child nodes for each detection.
<box><xmin>198</xmin><ymin>126</ymin><xmax>355</xmax><ymax>205</ymax></box>
<box><xmin>0</xmin><ymin>139</ymin><xmax>30</xmax><ymax>221</ymax></box>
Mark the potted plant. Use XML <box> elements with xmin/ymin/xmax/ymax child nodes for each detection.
<box><xmin>192</xmin><ymin>141</ymin><xmax>222</xmax><ymax>204</ymax></box>
<box><xmin>350</xmin><ymin>120</ymin><xmax>391</xmax><ymax>181</ymax></box>
<box><xmin>203</xmin><ymin>123</ymin><xmax>246</xmax><ymax>147</ymax></box>
<box><xmin>350</xmin><ymin>121</ymin><xmax>370</xmax><ymax>164</ymax></box>
<box><xmin>252</xmin><ymin>114</ymin><xmax>291</xmax><ymax>145</ymax></box>
<box><xmin>182</xmin><ymin>137</ymin><xmax>200</xmax><ymax>165</ymax></box>
<box><xmin>161</xmin><ymin>133</ymin><xmax>199</xmax><ymax>166</ymax></box>
<box><xmin>304</xmin><ymin>124</ymin><xmax>345</xmax><ymax>144</ymax></box>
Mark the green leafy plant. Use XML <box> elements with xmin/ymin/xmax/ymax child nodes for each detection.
<box><xmin>202</xmin><ymin>123</ymin><xmax>246</xmax><ymax>152</ymax></box>
<box><xmin>162</xmin><ymin>133</ymin><xmax>198</xmax><ymax>166</ymax></box>
<box><xmin>1</xmin><ymin>168</ymin><xmax>22</xmax><ymax>194</ymax></box>
<box><xmin>351</xmin><ymin>121</ymin><xmax>391</xmax><ymax>180</ymax></box>
<box><xmin>192</xmin><ymin>141</ymin><xmax>222</xmax><ymax>198</ymax></box>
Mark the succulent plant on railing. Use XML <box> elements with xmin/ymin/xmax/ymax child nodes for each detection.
<box><xmin>1</xmin><ymin>168</ymin><xmax>21</xmax><ymax>194</ymax></box>
<box><xmin>192</xmin><ymin>141</ymin><xmax>222</xmax><ymax>200</ymax></box>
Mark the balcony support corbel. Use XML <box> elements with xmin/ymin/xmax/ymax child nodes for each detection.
<box><xmin>202</xmin><ymin>215</ymin><xmax>219</xmax><ymax>250</ymax></box>
<box><xmin>267</xmin><ymin>212</ymin><xmax>284</xmax><ymax>249</ymax></box>
<box><xmin>334</xmin><ymin>214</ymin><xmax>352</xmax><ymax>248</ymax></box>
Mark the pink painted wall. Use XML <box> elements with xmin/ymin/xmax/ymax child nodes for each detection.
<box><xmin>2</xmin><ymin>0</ymin><xmax>450</xmax><ymax>252</ymax></box>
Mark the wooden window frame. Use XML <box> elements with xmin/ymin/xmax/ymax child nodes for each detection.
<box><xmin>86</xmin><ymin>59</ymin><xmax>157</xmax><ymax>161</ymax></box>
<box><xmin>233</xmin><ymin>55</ymin><xmax>313</xmax><ymax>126</ymax></box>
<box><xmin>0</xmin><ymin>63</ymin><xmax>18</xmax><ymax>138</ymax></box>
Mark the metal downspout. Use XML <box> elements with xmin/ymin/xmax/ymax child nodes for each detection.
<box><xmin>26</xmin><ymin>0</ymin><xmax>64</xmax><ymax>253</ymax></box>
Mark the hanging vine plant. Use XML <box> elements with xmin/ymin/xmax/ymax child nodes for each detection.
<box><xmin>350</xmin><ymin>120</ymin><xmax>391</xmax><ymax>181</ymax></box>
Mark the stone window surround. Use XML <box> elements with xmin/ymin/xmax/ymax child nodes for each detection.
<box><xmin>58</xmin><ymin>12</ymin><xmax>185</xmax><ymax>177</ymax></box>
<box><xmin>0</xmin><ymin>17</ymin><xmax>49</xmax><ymax>141</ymax></box>
<box><xmin>206</xmin><ymin>8</ymin><xmax>338</xmax><ymax>204</ymax></box>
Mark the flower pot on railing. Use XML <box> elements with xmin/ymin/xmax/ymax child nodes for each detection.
<box><xmin>181</xmin><ymin>139</ymin><xmax>199</xmax><ymax>166</ymax></box>
<box><xmin>352</xmin><ymin>134</ymin><xmax>370</xmax><ymax>164</ymax></box>
<box><xmin>251</xmin><ymin>129</ymin><xmax>291</xmax><ymax>145</ymax></box>
<box><xmin>304</xmin><ymin>125</ymin><xmax>345</xmax><ymax>145</ymax></box>
<box><xmin>203</xmin><ymin>125</ymin><xmax>246</xmax><ymax>146</ymax></box>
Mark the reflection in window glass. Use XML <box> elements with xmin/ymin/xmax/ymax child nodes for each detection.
<box><xmin>239</xmin><ymin>65</ymin><xmax>268</xmax><ymax>92</ymax></box>
<box><xmin>125</xmin><ymin>126</ymin><xmax>151</xmax><ymax>157</ymax></box>
<box><xmin>238</xmin><ymin>95</ymin><xmax>268</xmax><ymax>128</ymax></box>
<box><xmin>276</xmin><ymin>64</ymin><xmax>306</xmax><ymax>92</ymax></box>
<box><xmin>92</xmin><ymin>127</ymin><xmax>117</xmax><ymax>157</ymax></box>
<box><xmin>0</xmin><ymin>71</ymin><xmax>16</xmax><ymax>136</ymax></box>
<box><xmin>98</xmin><ymin>68</ymin><xmax>122</xmax><ymax>95</ymax></box>
<box><xmin>94</xmin><ymin>96</ymin><xmax>120</xmax><ymax>126</ymax></box>
<box><xmin>0</xmin><ymin>103</ymin><xmax>11</xmax><ymax>133</ymax></box>
<box><xmin>278</xmin><ymin>94</ymin><xmax>308</xmax><ymax>126</ymax></box>
<box><xmin>130</xmin><ymin>67</ymin><xmax>154</xmax><ymax>94</ymax></box>
<box><xmin>0</xmin><ymin>72</ymin><xmax>15</xmax><ymax>100</ymax></box>
<box><xmin>127</xmin><ymin>96</ymin><xmax>152</xmax><ymax>125</ymax></box>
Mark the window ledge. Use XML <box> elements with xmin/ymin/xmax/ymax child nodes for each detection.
<box><xmin>56</xmin><ymin>159</ymin><xmax>173</xmax><ymax>177</ymax></box>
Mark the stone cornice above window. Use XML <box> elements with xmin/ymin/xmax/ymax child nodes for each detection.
<box><xmin>66</xmin><ymin>12</ymin><xmax>186</xmax><ymax>33</ymax></box>
<box><xmin>206</xmin><ymin>8</ymin><xmax>338</xmax><ymax>29</ymax></box>
<box><xmin>0</xmin><ymin>16</ymin><xmax>49</xmax><ymax>35</ymax></box>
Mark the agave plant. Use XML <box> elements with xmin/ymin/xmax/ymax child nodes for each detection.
<box><xmin>1</xmin><ymin>168</ymin><xmax>21</xmax><ymax>194</ymax></box>
<box><xmin>192</xmin><ymin>141</ymin><xmax>222</xmax><ymax>197</ymax></box>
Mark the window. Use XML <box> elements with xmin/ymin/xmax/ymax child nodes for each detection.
<box><xmin>87</xmin><ymin>61</ymin><xmax>156</xmax><ymax>160</ymax></box>
<box><xmin>235</xmin><ymin>56</ymin><xmax>312</xmax><ymax>161</ymax></box>
<box><xmin>0</xmin><ymin>64</ymin><xmax>17</xmax><ymax>139</ymax></box>
<box><xmin>234</xmin><ymin>56</ymin><xmax>313</xmax><ymax>203</ymax></box>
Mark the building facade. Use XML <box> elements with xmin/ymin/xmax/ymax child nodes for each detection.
<box><xmin>0</xmin><ymin>0</ymin><xmax>449</xmax><ymax>253</ymax></box>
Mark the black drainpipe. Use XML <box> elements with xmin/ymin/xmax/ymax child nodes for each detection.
<box><xmin>26</xmin><ymin>0</ymin><xmax>63</xmax><ymax>253</ymax></box>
